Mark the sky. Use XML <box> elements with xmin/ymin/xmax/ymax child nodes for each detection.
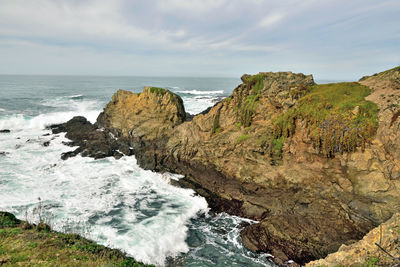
<box><xmin>0</xmin><ymin>0</ymin><xmax>399</xmax><ymax>80</ymax></box>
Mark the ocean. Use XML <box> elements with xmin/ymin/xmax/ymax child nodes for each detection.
<box><xmin>0</xmin><ymin>75</ymin><xmax>274</xmax><ymax>266</ymax></box>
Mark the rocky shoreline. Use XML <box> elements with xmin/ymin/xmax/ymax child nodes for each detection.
<box><xmin>51</xmin><ymin>68</ymin><xmax>400</xmax><ymax>265</ymax></box>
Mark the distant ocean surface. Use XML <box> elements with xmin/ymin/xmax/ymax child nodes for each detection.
<box><xmin>0</xmin><ymin>75</ymin><xmax>279</xmax><ymax>266</ymax></box>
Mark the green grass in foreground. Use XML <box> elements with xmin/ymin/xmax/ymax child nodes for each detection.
<box><xmin>0</xmin><ymin>212</ymin><xmax>152</xmax><ymax>267</ymax></box>
<box><xmin>273</xmin><ymin>82</ymin><xmax>378</xmax><ymax>157</ymax></box>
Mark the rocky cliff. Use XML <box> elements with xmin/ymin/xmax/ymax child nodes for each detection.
<box><xmin>307</xmin><ymin>213</ymin><xmax>400</xmax><ymax>266</ymax></box>
<box><xmin>59</xmin><ymin>67</ymin><xmax>400</xmax><ymax>265</ymax></box>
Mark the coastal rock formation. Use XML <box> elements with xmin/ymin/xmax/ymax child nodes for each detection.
<box><xmin>58</xmin><ymin>67</ymin><xmax>400</xmax><ymax>265</ymax></box>
<box><xmin>96</xmin><ymin>86</ymin><xmax>186</xmax><ymax>168</ymax></box>
<box><xmin>307</xmin><ymin>213</ymin><xmax>400</xmax><ymax>266</ymax></box>
<box><xmin>49</xmin><ymin>116</ymin><xmax>133</xmax><ymax>160</ymax></box>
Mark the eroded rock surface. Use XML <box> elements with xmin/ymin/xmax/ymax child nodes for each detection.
<box><xmin>55</xmin><ymin>68</ymin><xmax>400</xmax><ymax>265</ymax></box>
<box><xmin>307</xmin><ymin>213</ymin><xmax>400</xmax><ymax>266</ymax></box>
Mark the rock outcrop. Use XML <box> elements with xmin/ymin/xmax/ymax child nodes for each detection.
<box><xmin>57</xmin><ymin>67</ymin><xmax>400</xmax><ymax>265</ymax></box>
<box><xmin>49</xmin><ymin>116</ymin><xmax>133</xmax><ymax>160</ymax></box>
<box><xmin>96</xmin><ymin>87</ymin><xmax>186</xmax><ymax>168</ymax></box>
<box><xmin>307</xmin><ymin>213</ymin><xmax>400</xmax><ymax>266</ymax></box>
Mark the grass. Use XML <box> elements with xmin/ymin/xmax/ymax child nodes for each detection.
<box><xmin>360</xmin><ymin>256</ymin><xmax>379</xmax><ymax>267</ymax></box>
<box><xmin>272</xmin><ymin>136</ymin><xmax>285</xmax><ymax>157</ymax></box>
<box><xmin>273</xmin><ymin>82</ymin><xmax>378</xmax><ymax>157</ymax></box>
<box><xmin>236</xmin><ymin>73</ymin><xmax>266</xmax><ymax>127</ymax></box>
<box><xmin>237</xmin><ymin>134</ymin><xmax>250</xmax><ymax>143</ymax></box>
<box><xmin>239</xmin><ymin>95</ymin><xmax>259</xmax><ymax>127</ymax></box>
<box><xmin>0</xmin><ymin>211</ymin><xmax>152</xmax><ymax>267</ymax></box>
<box><xmin>149</xmin><ymin>87</ymin><xmax>167</xmax><ymax>95</ymax></box>
<box><xmin>213</xmin><ymin>110</ymin><xmax>222</xmax><ymax>134</ymax></box>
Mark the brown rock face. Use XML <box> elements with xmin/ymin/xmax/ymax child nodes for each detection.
<box><xmin>95</xmin><ymin>68</ymin><xmax>400</xmax><ymax>265</ymax></box>
<box><xmin>307</xmin><ymin>213</ymin><xmax>400</xmax><ymax>267</ymax></box>
<box><xmin>97</xmin><ymin>87</ymin><xmax>186</xmax><ymax>140</ymax></box>
<box><xmin>97</xmin><ymin>87</ymin><xmax>186</xmax><ymax>169</ymax></box>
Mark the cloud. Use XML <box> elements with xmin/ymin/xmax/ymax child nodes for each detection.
<box><xmin>158</xmin><ymin>0</ymin><xmax>227</xmax><ymax>12</ymax></box>
<box><xmin>0</xmin><ymin>0</ymin><xmax>399</xmax><ymax>79</ymax></box>
<box><xmin>259</xmin><ymin>13</ymin><xmax>284</xmax><ymax>28</ymax></box>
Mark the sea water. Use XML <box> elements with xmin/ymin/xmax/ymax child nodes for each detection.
<box><xmin>0</xmin><ymin>75</ymin><xmax>274</xmax><ymax>266</ymax></box>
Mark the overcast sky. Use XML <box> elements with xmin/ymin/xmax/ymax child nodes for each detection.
<box><xmin>0</xmin><ymin>0</ymin><xmax>399</xmax><ymax>80</ymax></box>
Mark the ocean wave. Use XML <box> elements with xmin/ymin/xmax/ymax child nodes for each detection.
<box><xmin>176</xmin><ymin>90</ymin><xmax>224</xmax><ymax>95</ymax></box>
<box><xmin>0</xmin><ymin>131</ymin><xmax>208</xmax><ymax>266</ymax></box>
<box><xmin>0</xmin><ymin>100</ymin><xmax>101</xmax><ymax>130</ymax></box>
<box><xmin>67</xmin><ymin>94</ymin><xmax>84</xmax><ymax>99</ymax></box>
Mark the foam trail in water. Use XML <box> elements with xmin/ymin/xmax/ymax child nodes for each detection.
<box><xmin>176</xmin><ymin>90</ymin><xmax>223</xmax><ymax>95</ymax></box>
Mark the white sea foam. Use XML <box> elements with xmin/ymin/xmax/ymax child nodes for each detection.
<box><xmin>0</xmin><ymin>128</ymin><xmax>208</xmax><ymax>266</ymax></box>
<box><xmin>182</xmin><ymin>96</ymin><xmax>219</xmax><ymax>114</ymax></box>
<box><xmin>0</xmin><ymin>94</ymin><xmax>209</xmax><ymax>266</ymax></box>
<box><xmin>67</xmin><ymin>94</ymin><xmax>84</xmax><ymax>99</ymax></box>
<box><xmin>0</xmin><ymin>99</ymin><xmax>100</xmax><ymax>130</ymax></box>
<box><xmin>176</xmin><ymin>90</ymin><xmax>223</xmax><ymax>95</ymax></box>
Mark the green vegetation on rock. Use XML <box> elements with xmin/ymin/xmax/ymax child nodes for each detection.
<box><xmin>273</xmin><ymin>82</ymin><xmax>378</xmax><ymax>157</ymax></box>
<box><xmin>213</xmin><ymin>110</ymin><xmax>222</xmax><ymax>134</ymax></box>
<box><xmin>272</xmin><ymin>136</ymin><xmax>285</xmax><ymax>157</ymax></box>
<box><xmin>360</xmin><ymin>256</ymin><xmax>379</xmax><ymax>267</ymax></box>
<box><xmin>0</xmin><ymin>211</ymin><xmax>151</xmax><ymax>267</ymax></box>
<box><xmin>239</xmin><ymin>95</ymin><xmax>259</xmax><ymax>127</ymax></box>
<box><xmin>149</xmin><ymin>87</ymin><xmax>167</xmax><ymax>95</ymax></box>
<box><xmin>237</xmin><ymin>134</ymin><xmax>250</xmax><ymax>143</ymax></box>
<box><xmin>237</xmin><ymin>73</ymin><xmax>266</xmax><ymax>127</ymax></box>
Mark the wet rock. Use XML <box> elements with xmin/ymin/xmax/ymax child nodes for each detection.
<box><xmin>185</xmin><ymin>112</ymin><xmax>194</xmax><ymax>121</ymax></box>
<box><xmin>0</xmin><ymin>129</ymin><xmax>10</xmax><ymax>133</ymax></box>
<box><xmin>61</xmin><ymin>149</ymin><xmax>80</xmax><ymax>160</ymax></box>
<box><xmin>50</xmin><ymin>116</ymin><xmax>132</xmax><ymax>160</ymax></box>
<box><xmin>42</xmin><ymin>141</ymin><xmax>50</xmax><ymax>147</ymax></box>
<box><xmin>0</xmin><ymin>151</ymin><xmax>9</xmax><ymax>156</ymax></box>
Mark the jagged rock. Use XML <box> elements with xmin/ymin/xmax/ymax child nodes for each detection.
<box><xmin>49</xmin><ymin>116</ymin><xmax>132</xmax><ymax>160</ymax></box>
<box><xmin>307</xmin><ymin>213</ymin><xmax>400</xmax><ymax>266</ymax></box>
<box><xmin>54</xmin><ymin>68</ymin><xmax>400</xmax><ymax>264</ymax></box>
<box><xmin>96</xmin><ymin>86</ymin><xmax>186</xmax><ymax>168</ymax></box>
<box><xmin>96</xmin><ymin>87</ymin><xmax>186</xmax><ymax>141</ymax></box>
